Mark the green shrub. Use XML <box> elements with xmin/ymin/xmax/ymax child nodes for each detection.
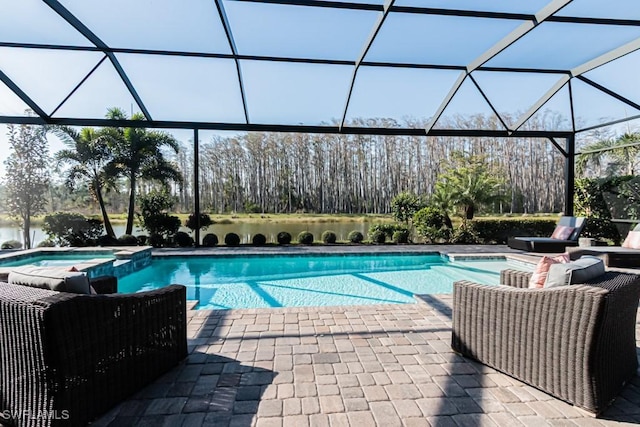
<box><xmin>139</xmin><ymin>214</ymin><xmax>181</xmax><ymax>240</ymax></box>
<box><xmin>42</xmin><ymin>212</ymin><xmax>104</xmax><ymax>247</ymax></box>
<box><xmin>277</xmin><ymin>231</ymin><xmax>292</xmax><ymax>245</ymax></box>
<box><xmin>174</xmin><ymin>231</ymin><xmax>194</xmax><ymax>247</ymax></box>
<box><xmin>370</xmin><ymin>230</ymin><xmax>386</xmax><ymax>244</ymax></box>
<box><xmin>149</xmin><ymin>233</ymin><xmax>165</xmax><ymax>248</ymax></box>
<box><xmin>392</xmin><ymin>230</ymin><xmax>409</xmax><ymax>244</ymax></box>
<box><xmin>97</xmin><ymin>235</ymin><xmax>119</xmax><ymax>246</ymax></box>
<box><xmin>1</xmin><ymin>240</ymin><xmax>22</xmax><ymax>249</ymax></box>
<box><xmin>297</xmin><ymin>231</ymin><xmax>314</xmax><ymax>245</ymax></box>
<box><xmin>321</xmin><ymin>230</ymin><xmax>337</xmax><ymax>244</ymax></box>
<box><xmin>348</xmin><ymin>230</ymin><xmax>364</xmax><ymax>243</ymax></box>
<box><xmin>36</xmin><ymin>239</ymin><xmax>55</xmax><ymax>248</ymax></box>
<box><xmin>202</xmin><ymin>233</ymin><xmax>219</xmax><ymax>247</ymax></box>
<box><xmin>252</xmin><ymin>234</ymin><xmax>267</xmax><ymax>245</ymax></box>
<box><xmin>391</xmin><ymin>192</ymin><xmax>424</xmax><ymax>224</ymax></box>
<box><xmin>185</xmin><ymin>213</ymin><xmax>213</xmax><ymax>231</ymax></box>
<box><xmin>451</xmin><ymin>221</ymin><xmax>480</xmax><ymax>244</ymax></box>
<box><xmin>414</xmin><ymin>207</ymin><xmax>449</xmax><ymax>243</ymax></box>
<box><xmin>225</xmin><ymin>233</ymin><xmax>241</xmax><ymax>246</ymax></box>
<box><xmin>117</xmin><ymin>234</ymin><xmax>138</xmax><ymax>246</ymax></box>
<box><xmin>368</xmin><ymin>223</ymin><xmax>406</xmax><ymax>239</ymax></box>
<box><xmin>136</xmin><ymin>235</ymin><xmax>148</xmax><ymax>245</ymax></box>
<box><xmin>137</xmin><ymin>189</ymin><xmax>180</xmax><ymax>239</ymax></box>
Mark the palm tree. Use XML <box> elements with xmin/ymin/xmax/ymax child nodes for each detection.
<box><xmin>105</xmin><ymin>108</ymin><xmax>183</xmax><ymax>235</ymax></box>
<box><xmin>577</xmin><ymin>133</ymin><xmax>640</xmax><ymax>177</ymax></box>
<box><xmin>435</xmin><ymin>151</ymin><xmax>505</xmax><ymax>220</ymax></box>
<box><xmin>54</xmin><ymin>126</ymin><xmax>117</xmax><ymax>238</ymax></box>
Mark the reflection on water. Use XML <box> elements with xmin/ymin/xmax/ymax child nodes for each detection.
<box><xmin>0</xmin><ymin>221</ymin><xmax>373</xmax><ymax>246</ymax></box>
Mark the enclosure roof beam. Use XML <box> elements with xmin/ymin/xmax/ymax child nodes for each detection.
<box><xmin>511</xmin><ymin>76</ymin><xmax>571</xmax><ymax>133</ymax></box>
<box><xmin>214</xmin><ymin>0</ymin><xmax>250</xmax><ymax>124</ymax></box>
<box><xmin>340</xmin><ymin>0</ymin><xmax>395</xmax><ymax>129</ymax></box>
<box><xmin>425</xmin><ymin>0</ymin><xmax>573</xmax><ymax>134</ymax></box>
<box><xmin>42</xmin><ymin>0</ymin><xmax>153</xmax><ymax>121</ymax></box>
<box><xmin>232</xmin><ymin>0</ymin><xmax>640</xmax><ymax>27</ymax></box>
<box><xmin>576</xmin><ymin>113</ymin><xmax>640</xmax><ymax>134</ymax></box>
<box><xmin>0</xmin><ymin>70</ymin><xmax>50</xmax><ymax>120</ymax></box>
<box><xmin>0</xmin><ymin>115</ymin><xmax>574</xmax><ymax>138</ymax></box>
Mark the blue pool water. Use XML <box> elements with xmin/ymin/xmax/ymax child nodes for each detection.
<box><xmin>0</xmin><ymin>253</ymin><xmax>115</xmax><ymax>267</ymax></box>
<box><xmin>118</xmin><ymin>254</ymin><xmax>533</xmax><ymax>310</ymax></box>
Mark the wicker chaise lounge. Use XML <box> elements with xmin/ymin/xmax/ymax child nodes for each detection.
<box><xmin>452</xmin><ymin>269</ymin><xmax>640</xmax><ymax>416</ymax></box>
<box><xmin>0</xmin><ymin>281</ymin><xmax>187</xmax><ymax>427</ymax></box>
<box><xmin>508</xmin><ymin>216</ymin><xmax>586</xmax><ymax>253</ymax></box>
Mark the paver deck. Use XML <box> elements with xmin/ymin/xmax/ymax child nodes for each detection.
<box><xmin>93</xmin><ymin>246</ymin><xmax>640</xmax><ymax>426</ymax></box>
<box><xmin>94</xmin><ymin>301</ymin><xmax>640</xmax><ymax>426</ymax></box>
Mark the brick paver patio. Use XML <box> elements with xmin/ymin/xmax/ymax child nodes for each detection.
<box><xmin>94</xmin><ymin>294</ymin><xmax>640</xmax><ymax>426</ymax></box>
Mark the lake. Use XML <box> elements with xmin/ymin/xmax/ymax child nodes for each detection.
<box><xmin>0</xmin><ymin>221</ymin><xmax>375</xmax><ymax>246</ymax></box>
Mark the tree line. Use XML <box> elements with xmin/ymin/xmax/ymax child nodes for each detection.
<box><xmin>4</xmin><ymin>110</ymin><xmax>633</xmax><ymax>248</ymax></box>
<box><xmin>189</xmin><ymin>115</ymin><xmax>568</xmax><ymax>215</ymax></box>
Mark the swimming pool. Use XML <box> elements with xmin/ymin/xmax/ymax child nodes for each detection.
<box><xmin>0</xmin><ymin>253</ymin><xmax>115</xmax><ymax>267</ymax></box>
<box><xmin>118</xmin><ymin>254</ymin><xmax>533</xmax><ymax>310</ymax></box>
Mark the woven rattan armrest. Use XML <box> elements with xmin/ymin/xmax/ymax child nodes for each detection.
<box><xmin>500</xmin><ymin>269</ymin><xmax>533</xmax><ymax>288</ymax></box>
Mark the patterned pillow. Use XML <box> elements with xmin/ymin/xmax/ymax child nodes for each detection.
<box><xmin>622</xmin><ymin>230</ymin><xmax>640</xmax><ymax>249</ymax></box>
<box><xmin>528</xmin><ymin>254</ymin><xmax>569</xmax><ymax>289</ymax></box>
<box><xmin>551</xmin><ymin>225</ymin><xmax>575</xmax><ymax>240</ymax></box>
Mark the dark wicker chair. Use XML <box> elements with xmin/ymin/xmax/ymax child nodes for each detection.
<box><xmin>0</xmin><ymin>282</ymin><xmax>187</xmax><ymax>427</ymax></box>
<box><xmin>452</xmin><ymin>269</ymin><xmax>640</xmax><ymax>416</ymax></box>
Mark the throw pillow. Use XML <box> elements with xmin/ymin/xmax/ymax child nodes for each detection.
<box><xmin>528</xmin><ymin>254</ymin><xmax>569</xmax><ymax>289</ymax></box>
<box><xmin>622</xmin><ymin>230</ymin><xmax>640</xmax><ymax>249</ymax></box>
<box><xmin>544</xmin><ymin>256</ymin><xmax>605</xmax><ymax>288</ymax></box>
<box><xmin>551</xmin><ymin>225</ymin><xmax>575</xmax><ymax>240</ymax></box>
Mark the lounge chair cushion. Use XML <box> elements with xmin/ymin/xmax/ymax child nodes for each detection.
<box><xmin>528</xmin><ymin>254</ymin><xmax>569</xmax><ymax>288</ymax></box>
<box><xmin>622</xmin><ymin>230</ymin><xmax>640</xmax><ymax>249</ymax></box>
<box><xmin>544</xmin><ymin>256</ymin><xmax>605</xmax><ymax>288</ymax></box>
<box><xmin>551</xmin><ymin>225</ymin><xmax>575</xmax><ymax>240</ymax></box>
<box><xmin>8</xmin><ymin>266</ymin><xmax>91</xmax><ymax>294</ymax></box>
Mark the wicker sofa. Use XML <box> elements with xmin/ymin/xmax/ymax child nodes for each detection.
<box><xmin>0</xmin><ymin>279</ymin><xmax>187</xmax><ymax>427</ymax></box>
<box><xmin>452</xmin><ymin>269</ymin><xmax>640</xmax><ymax>416</ymax></box>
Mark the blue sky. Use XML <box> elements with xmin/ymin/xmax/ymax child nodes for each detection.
<box><xmin>1</xmin><ymin>0</ymin><xmax>640</xmax><ymax>177</ymax></box>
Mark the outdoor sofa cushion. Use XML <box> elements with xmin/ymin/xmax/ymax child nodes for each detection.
<box><xmin>622</xmin><ymin>230</ymin><xmax>640</xmax><ymax>249</ymax></box>
<box><xmin>8</xmin><ymin>266</ymin><xmax>91</xmax><ymax>294</ymax></box>
<box><xmin>544</xmin><ymin>256</ymin><xmax>605</xmax><ymax>288</ymax></box>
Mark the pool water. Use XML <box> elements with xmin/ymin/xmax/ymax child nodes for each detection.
<box><xmin>0</xmin><ymin>254</ymin><xmax>115</xmax><ymax>267</ymax></box>
<box><xmin>118</xmin><ymin>254</ymin><xmax>533</xmax><ymax>310</ymax></box>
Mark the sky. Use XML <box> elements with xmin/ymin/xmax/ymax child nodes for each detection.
<box><xmin>1</xmin><ymin>0</ymin><xmax>640</xmax><ymax>178</ymax></box>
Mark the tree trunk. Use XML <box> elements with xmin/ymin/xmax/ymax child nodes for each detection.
<box><xmin>23</xmin><ymin>211</ymin><xmax>31</xmax><ymax>249</ymax></box>
<box><xmin>96</xmin><ymin>182</ymin><xmax>115</xmax><ymax>238</ymax></box>
<box><xmin>465</xmin><ymin>204</ymin><xmax>475</xmax><ymax>220</ymax></box>
<box><xmin>126</xmin><ymin>173</ymin><xmax>136</xmax><ymax>235</ymax></box>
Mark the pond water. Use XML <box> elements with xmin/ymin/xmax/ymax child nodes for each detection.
<box><xmin>0</xmin><ymin>221</ymin><xmax>375</xmax><ymax>246</ymax></box>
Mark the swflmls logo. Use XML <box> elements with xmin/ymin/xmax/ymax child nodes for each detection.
<box><xmin>1</xmin><ymin>410</ymin><xmax>70</xmax><ymax>420</ymax></box>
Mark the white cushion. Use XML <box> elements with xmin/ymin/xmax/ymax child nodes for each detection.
<box><xmin>8</xmin><ymin>266</ymin><xmax>91</xmax><ymax>294</ymax></box>
<box><xmin>544</xmin><ymin>256</ymin><xmax>605</xmax><ymax>288</ymax></box>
